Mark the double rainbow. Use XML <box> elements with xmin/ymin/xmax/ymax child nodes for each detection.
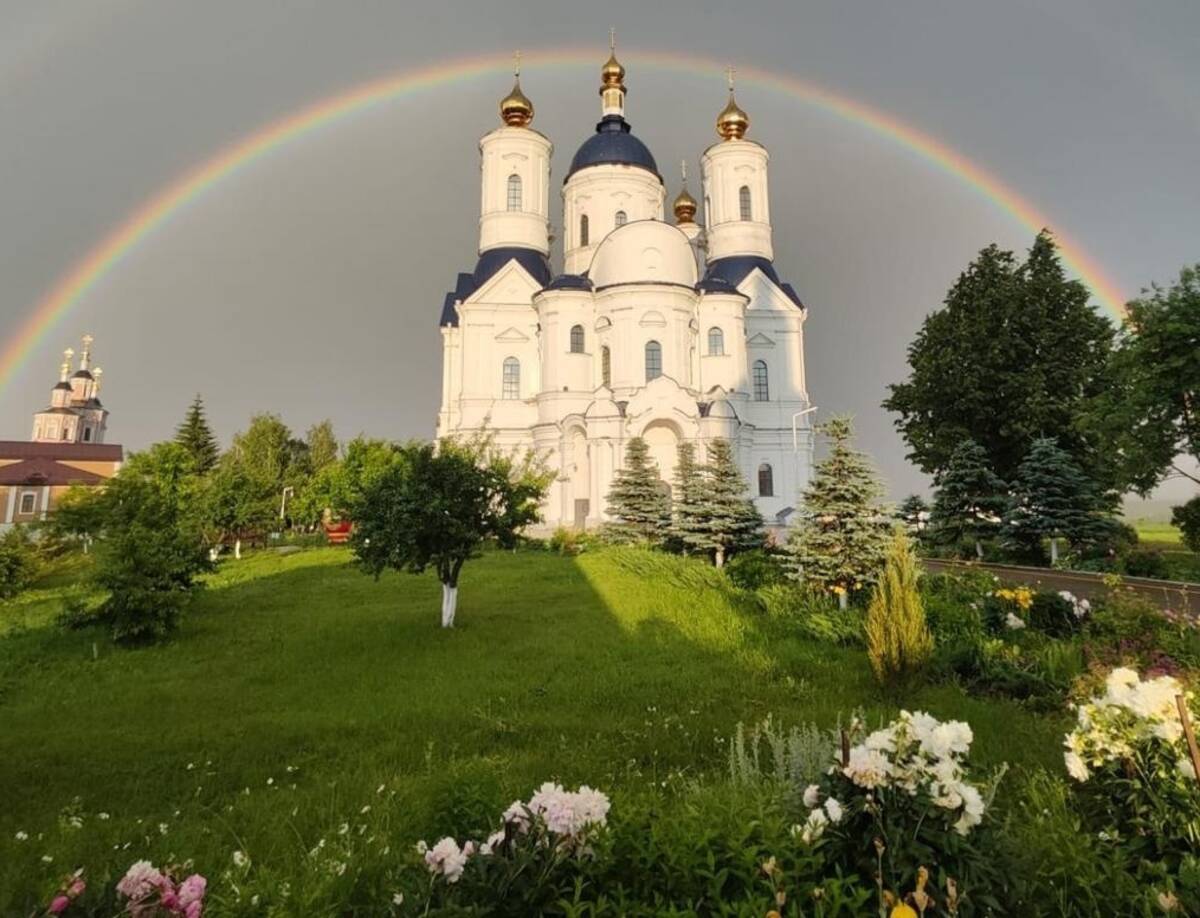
<box><xmin>0</xmin><ymin>47</ymin><xmax>1128</xmax><ymax>395</ymax></box>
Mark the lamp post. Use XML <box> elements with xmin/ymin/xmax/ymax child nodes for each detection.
<box><xmin>279</xmin><ymin>486</ymin><xmax>294</xmax><ymax>524</ymax></box>
<box><xmin>792</xmin><ymin>406</ymin><xmax>819</xmax><ymax>452</ymax></box>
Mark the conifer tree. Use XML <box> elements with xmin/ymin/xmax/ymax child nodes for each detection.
<box><xmin>604</xmin><ymin>437</ymin><xmax>671</xmax><ymax>544</ymax></box>
<box><xmin>1004</xmin><ymin>437</ymin><xmax>1111</xmax><ymax>565</ymax></box>
<box><xmin>897</xmin><ymin>494</ymin><xmax>931</xmax><ymax>541</ymax></box>
<box><xmin>865</xmin><ymin>529</ymin><xmax>933</xmax><ymax>688</ymax></box>
<box><xmin>930</xmin><ymin>439</ymin><xmax>1008</xmax><ymax>559</ymax></box>
<box><xmin>174</xmin><ymin>395</ymin><xmax>219</xmax><ymax>474</ymax></box>
<box><xmin>670</xmin><ymin>440</ymin><xmax>707</xmax><ymax>554</ymax></box>
<box><xmin>786</xmin><ymin>416</ymin><xmax>889</xmax><ymax>608</ymax></box>
<box><xmin>692</xmin><ymin>439</ymin><xmax>764</xmax><ymax>567</ymax></box>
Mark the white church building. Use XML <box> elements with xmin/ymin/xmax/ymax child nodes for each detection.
<box><xmin>437</xmin><ymin>47</ymin><xmax>814</xmax><ymax>530</ymax></box>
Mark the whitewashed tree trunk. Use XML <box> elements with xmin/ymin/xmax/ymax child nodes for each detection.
<box><xmin>441</xmin><ymin>583</ymin><xmax>458</xmax><ymax>628</ymax></box>
<box><xmin>234</xmin><ymin>538</ymin><xmax>242</xmax><ymax>560</ymax></box>
<box><xmin>975</xmin><ymin>539</ymin><xmax>984</xmax><ymax>560</ymax></box>
<box><xmin>715</xmin><ymin>546</ymin><xmax>726</xmax><ymax>569</ymax></box>
<box><xmin>1050</xmin><ymin>538</ymin><xmax>1059</xmax><ymax>566</ymax></box>
<box><xmin>838</xmin><ymin>590</ymin><xmax>848</xmax><ymax>611</ymax></box>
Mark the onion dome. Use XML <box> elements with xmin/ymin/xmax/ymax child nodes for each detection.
<box><xmin>499</xmin><ymin>53</ymin><xmax>534</xmax><ymax>127</ymax></box>
<box><xmin>716</xmin><ymin>67</ymin><xmax>749</xmax><ymax>140</ymax></box>
<box><xmin>600</xmin><ymin>50</ymin><xmax>625</xmax><ymax>94</ymax></box>
<box><xmin>673</xmin><ymin>160</ymin><xmax>697</xmax><ymax>224</ymax></box>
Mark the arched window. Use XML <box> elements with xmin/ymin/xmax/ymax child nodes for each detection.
<box><xmin>614</xmin><ymin>210</ymin><xmax>627</xmax><ymax>227</ymax></box>
<box><xmin>569</xmin><ymin>324</ymin><xmax>585</xmax><ymax>353</ymax></box>
<box><xmin>645</xmin><ymin>340</ymin><xmax>663</xmax><ymax>382</ymax></box>
<box><xmin>502</xmin><ymin>357</ymin><xmax>521</xmax><ymax>399</ymax></box>
<box><xmin>601</xmin><ymin>346</ymin><xmax>611</xmax><ymax>387</ymax></box>
<box><xmin>707</xmin><ymin>327</ymin><xmax>725</xmax><ymax>356</ymax></box>
<box><xmin>752</xmin><ymin>359</ymin><xmax>769</xmax><ymax>401</ymax></box>
<box><xmin>739</xmin><ymin>185</ymin><xmax>752</xmax><ymax>221</ymax></box>
<box><xmin>579</xmin><ymin>214</ymin><xmax>589</xmax><ymax>246</ymax></box>
<box><xmin>758</xmin><ymin>463</ymin><xmax>774</xmax><ymax>497</ymax></box>
<box><xmin>506</xmin><ymin>174</ymin><xmax>522</xmax><ymax>212</ymax></box>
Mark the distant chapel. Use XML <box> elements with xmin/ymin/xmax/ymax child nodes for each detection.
<box><xmin>437</xmin><ymin>46</ymin><xmax>814</xmax><ymax>529</ymax></box>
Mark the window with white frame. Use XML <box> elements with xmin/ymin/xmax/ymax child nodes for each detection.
<box><xmin>19</xmin><ymin>491</ymin><xmax>36</xmax><ymax>514</ymax></box>
<box><xmin>502</xmin><ymin>357</ymin><xmax>520</xmax><ymax>399</ymax></box>
<box><xmin>506</xmin><ymin>174</ymin><xmax>522</xmax><ymax>212</ymax></box>
<box><xmin>569</xmin><ymin>325</ymin><xmax>585</xmax><ymax>354</ymax></box>
<box><xmin>645</xmin><ymin>340</ymin><xmax>662</xmax><ymax>382</ymax></box>
<box><xmin>707</xmin><ymin>327</ymin><xmax>725</xmax><ymax>355</ymax></box>
<box><xmin>739</xmin><ymin>185</ymin><xmax>752</xmax><ymax>221</ymax></box>
<box><xmin>752</xmin><ymin>359</ymin><xmax>769</xmax><ymax>401</ymax></box>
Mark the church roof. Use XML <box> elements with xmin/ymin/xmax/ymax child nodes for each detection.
<box><xmin>0</xmin><ymin>441</ymin><xmax>123</xmax><ymax>461</ymax></box>
<box><xmin>700</xmin><ymin>256</ymin><xmax>805</xmax><ymax>308</ymax></box>
<box><xmin>543</xmin><ymin>274</ymin><xmax>594</xmax><ymax>291</ymax></box>
<box><xmin>566</xmin><ymin>115</ymin><xmax>659</xmax><ymax>181</ymax></box>
<box><xmin>0</xmin><ymin>457</ymin><xmax>109</xmax><ymax>487</ymax></box>
<box><xmin>71</xmin><ymin>369</ymin><xmax>94</xmax><ymax>380</ymax></box>
<box><xmin>438</xmin><ymin>247</ymin><xmax>552</xmax><ymax>327</ymax></box>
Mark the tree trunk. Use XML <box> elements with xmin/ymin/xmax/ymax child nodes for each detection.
<box><xmin>441</xmin><ymin>583</ymin><xmax>458</xmax><ymax>628</ymax></box>
<box><xmin>1050</xmin><ymin>538</ymin><xmax>1059</xmax><ymax>566</ymax></box>
<box><xmin>975</xmin><ymin>539</ymin><xmax>984</xmax><ymax>560</ymax></box>
<box><xmin>234</xmin><ymin>538</ymin><xmax>242</xmax><ymax>560</ymax></box>
<box><xmin>715</xmin><ymin>546</ymin><xmax>725</xmax><ymax>569</ymax></box>
<box><xmin>838</xmin><ymin>590</ymin><xmax>848</xmax><ymax>611</ymax></box>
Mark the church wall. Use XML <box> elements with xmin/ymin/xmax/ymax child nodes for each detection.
<box><xmin>562</xmin><ymin>166</ymin><xmax>665</xmax><ymax>274</ymax></box>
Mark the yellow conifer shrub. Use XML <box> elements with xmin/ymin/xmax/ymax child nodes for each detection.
<box><xmin>865</xmin><ymin>529</ymin><xmax>933</xmax><ymax>687</ymax></box>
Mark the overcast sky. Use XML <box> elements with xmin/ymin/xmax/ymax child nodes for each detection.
<box><xmin>1</xmin><ymin>0</ymin><xmax>1197</xmax><ymax>500</ymax></box>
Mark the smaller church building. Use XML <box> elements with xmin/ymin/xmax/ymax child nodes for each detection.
<box><xmin>0</xmin><ymin>335</ymin><xmax>123</xmax><ymax>529</ymax></box>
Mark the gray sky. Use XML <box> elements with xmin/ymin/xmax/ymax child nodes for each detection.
<box><xmin>1</xmin><ymin>0</ymin><xmax>1197</xmax><ymax>500</ymax></box>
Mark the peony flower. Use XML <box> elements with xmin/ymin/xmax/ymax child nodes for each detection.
<box><xmin>823</xmin><ymin>798</ymin><xmax>844</xmax><ymax>824</ymax></box>
<box><xmin>803</xmin><ymin>784</ymin><xmax>820</xmax><ymax>808</ymax></box>
<box><xmin>1064</xmin><ymin>751</ymin><xmax>1090</xmax><ymax>783</ymax></box>
<box><xmin>424</xmin><ymin>837</ymin><xmax>470</xmax><ymax>883</ymax></box>
<box><xmin>800</xmin><ymin>808</ymin><xmax>828</xmax><ymax>844</ymax></box>
<box><xmin>48</xmin><ymin>896</ymin><xmax>70</xmax><ymax>915</ymax></box>
<box><xmin>117</xmin><ymin>861</ymin><xmax>165</xmax><ymax>900</ymax></box>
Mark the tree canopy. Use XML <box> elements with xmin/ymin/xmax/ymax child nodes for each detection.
<box><xmin>174</xmin><ymin>395</ymin><xmax>220</xmax><ymax>473</ymax></box>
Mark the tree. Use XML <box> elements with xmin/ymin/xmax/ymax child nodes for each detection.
<box><xmin>786</xmin><ymin>416</ymin><xmax>890</xmax><ymax>608</ymax></box>
<box><xmin>691</xmin><ymin>438</ymin><xmax>764</xmax><ymax>567</ymax></box>
<box><xmin>1171</xmin><ymin>496</ymin><xmax>1200</xmax><ymax>554</ymax></box>
<box><xmin>604</xmin><ymin>437</ymin><xmax>671</xmax><ymax>545</ymax></box>
<box><xmin>864</xmin><ymin>529</ymin><xmax>932</xmax><ymax>688</ymax></box>
<box><xmin>897</xmin><ymin>494</ymin><xmax>931</xmax><ymax>542</ymax></box>
<box><xmin>174</xmin><ymin>395</ymin><xmax>220</xmax><ymax>474</ymax></box>
<box><xmin>226</xmin><ymin>413</ymin><xmax>309</xmax><ymax>529</ymax></box>
<box><xmin>929</xmin><ymin>440</ymin><xmax>1008</xmax><ymax>559</ymax></box>
<box><xmin>1004</xmin><ymin>437</ymin><xmax>1112</xmax><ymax>565</ymax></box>
<box><xmin>352</xmin><ymin>435</ymin><xmax>551</xmax><ymax>627</ymax></box>
<box><xmin>291</xmin><ymin>436</ymin><xmax>400</xmax><ymax>528</ymax></box>
<box><xmin>670</xmin><ymin>440</ymin><xmax>707</xmax><ymax>554</ymax></box>
<box><xmin>200</xmin><ymin>461</ymin><xmax>276</xmax><ymax>558</ymax></box>
<box><xmin>1087</xmin><ymin>264</ymin><xmax>1200</xmax><ymax>494</ymax></box>
<box><xmin>884</xmin><ymin>232</ymin><xmax>1115</xmax><ymax>484</ymax></box>
<box><xmin>305</xmin><ymin>420</ymin><xmax>340</xmax><ymax>473</ymax></box>
<box><xmin>82</xmin><ymin>442</ymin><xmax>212</xmax><ymax>643</ymax></box>
<box><xmin>0</xmin><ymin>526</ymin><xmax>39</xmax><ymax>599</ymax></box>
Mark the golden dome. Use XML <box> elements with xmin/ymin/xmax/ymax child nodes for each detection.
<box><xmin>499</xmin><ymin>77</ymin><xmax>534</xmax><ymax>127</ymax></box>
<box><xmin>672</xmin><ymin>185</ymin><xmax>697</xmax><ymax>224</ymax></box>
<box><xmin>600</xmin><ymin>29</ymin><xmax>625</xmax><ymax>93</ymax></box>
<box><xmin>716</xmin><ymin>66</ymin><xmax>748</xmax><ymax>140</ymax></box>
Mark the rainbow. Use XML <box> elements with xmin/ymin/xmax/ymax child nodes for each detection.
<box><xmin>0</xmin><ymin>47</ymin><xmax>1128</xmax><ymax>396</ymax></box>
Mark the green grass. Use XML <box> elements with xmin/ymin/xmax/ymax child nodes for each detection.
<box><xmin>1133</xmin><ymin>518</ymin><xmax>1183</xmax><ymax>546</ymax></box>
<box><xmin>0</xmin><ymin>546</ymin><xmax>1065</xmax><ymax>909</ymax></box>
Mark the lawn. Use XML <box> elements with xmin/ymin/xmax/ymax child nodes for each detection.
<box><xmin>0</xmin><ymin>546</ymin><xmax>1066</xmax><ymax>910</ymax></box>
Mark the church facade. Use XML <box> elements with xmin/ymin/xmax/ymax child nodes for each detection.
<box><xmin>436</xmin><ymin>48</ymin><xmax>814</xmax><ymax>530</ymax></box>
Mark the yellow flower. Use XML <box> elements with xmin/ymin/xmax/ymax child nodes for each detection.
<box><xmin>891</xmin><ymin>905</ymin><xmax>919</xmax><ymax>918</ymax></box>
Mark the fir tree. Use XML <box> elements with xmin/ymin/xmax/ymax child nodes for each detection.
<box><xmin>1004</xmin><ymin>437</ymin><xmax>1111</xmax><ymax>565</ymax></box>
<box><xmin>897</xmin><ymin>494</ymin><xmax>931</xmax><ymax>541</ymax></box>
<box><xmin>693</xmin><ymin>439</ymin><xmax>764</xmax><ymax>567</ymax></box>
<box><xmin>930</xmin><ymin>439</ymin><xmax>1008</xmax><ymax>559</ymax></box>
<box><xmin>786</xmin><ymin>416</ymin><xmax>889</xmax><ymax>608</ymax></box>
<box><xmin>670</xmin><ymin>440</ymin><xmax>707</xmax><ymax>554</ymax></box>
<box><xmin>604</xmin><ymin>437</ymin><xmax>671</xmax><ymax>544</ymax></box>
<box><xmin>174</xmin><ymin>395</ymin><xmax>219</xmax><ymax>473</ymax></box>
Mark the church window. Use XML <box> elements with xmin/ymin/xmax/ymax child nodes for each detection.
<box><xmin>20</xmin><ymin>491</ymin><xmax>36</xmax><ymax>514</ymax></box>
<box><xmin>615</xmin><ymin>210</ymin><xmax>627</xmax><ymax>227</ymax></box>
<box><xmin>506</xmin><ymin>174</ymin><xmax>522</xmax><ymax>212</ymax></box>
<box><xmin>61</xmin><ymin>426</ymin><xmax>70</xmax><ymax>441</ymax></box>
<box><xmin>601</xmin><ymin>346</ymin><xmax>611</xmax><ymax>387</ymax></box>
<box><xmin>752</xmin><ymin>360</ymin><xmax>769</xmax><ymax>401</ymax></box>
<box><xmin>580</xmin><ymin>214</ymin><xmax>589</xmax><ymax>246</ymax></box>
<box><xmin>570</xmin><ymin>325</ymin><xmax>585</xmax><ymax>353</ymax></box>
<box><xmin>645</xmin><ymin>340</ymin><xmax>662</xmax><ymax>382</ymax></box>
<box><xmin>739</xmin><ymin>185</ymin><xmax>752</xmax><ymax>221</ymax></box>
<box><xmin>758</xmin><ymin>463</ymin><xmax>774</xmax><ymax>497</ymax></box>
<box><xmin>502</xmin><ymin>357</ymin><xmax>521</xmax><ymax>399</ymax></box>
<box><xmin>83</xmin><ymin>427</ymin><xmax>92</xmax><ymax>442</ymax></box>
<box><xmin>707</xmin><ymin>327</ymin><xmax>725</xmax><ymax>356</ymax></box>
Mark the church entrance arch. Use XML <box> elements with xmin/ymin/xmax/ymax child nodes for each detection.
<box><xmin>641</xmin><ymin>420</ymin><xmax>682</xmax><ymax>489</ymax></box>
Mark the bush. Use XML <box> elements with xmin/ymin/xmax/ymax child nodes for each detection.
<box><xmin>759</xmin><ymin>584</ymin><xmax>863</xmax><ymax>645</ymax></box>
<box><xmin>865</xmin><ymin>531</ymin><xmax>933</xmax><ymax>688</ymax></box>
<box><xmin>1121</xmin><ymin>547</ymin><xmax>1171</xmax><ymax>579</ymax></box>
<box><xmin>725</xmin><ymin>548</ymin><xmax>786</xmax><ymax>590</ymax></box>
<box><xmin>1025</xmin><ymin>590</ymin><xmax>1079</xmax><ymax>637</ymax></box>
<box><xmin>547</xmin><ymin>526</ymin><xmax>593</xmax><ymax>556</ymax></box>
<box><xmin>1084</xmin><ymin>586</ymin><xmax>1200</xmax><ymax>674</ymax></box>
<box><xmin>1172</xmin><ymin>496</ymin><xmax>1200</xmax><ymax>554</ymax></box>
<box><xmin>0</xmin><ymin>525</ymin><xmax>39</xmax><ymax>598</ymax></box>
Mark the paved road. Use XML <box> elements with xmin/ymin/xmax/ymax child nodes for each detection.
<box><xmin>923</xmin><ymin>559</ymin><xmax>1200</xmax><ymax>616</ymax></box>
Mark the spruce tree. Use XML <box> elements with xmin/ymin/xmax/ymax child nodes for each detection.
<box><xmin>786</xmin><ymin>416</ymin><xmax>889</xmax><ymax>608</ymax></box>
<box><xmin>671</xmin><ymin>440</ymin><xmax>707</xmax><ymax>554</ymax></box>
<box><xmin>604</xmin><ymin>437</ymin><xmax>671</xmax><ymax>544</ymax></box>
<box><xmin>1004</xmin><ymin>437</ymin><xmax>1111</xmax><ymax>565</ymax></box>
<box><xmin>930</xmin><ymin>439</ymin><xmax>1008</xmax><ymax>559</ymax></box>
<box><xmin>174</xmin><ymin>395</ymin><xmax>219</xmax><ymax>474</ymax></box>
<box><xmin>694</xmin><ymin>439</ymin><xmax>764</xmax><ymax>567</ymax></box>
<box><xmin>897</xmin><ymin>494</ymin><xmax>931</xmax><ymax>541</ymax></box>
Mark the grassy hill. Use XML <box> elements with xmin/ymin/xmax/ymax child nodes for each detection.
<box><xmin>0</xmin><ymin>546</ymin><xmax>1064</xmax><ymax>909</ymax></box>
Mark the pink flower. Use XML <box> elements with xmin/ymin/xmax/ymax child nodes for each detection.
<box><xmin>177</xmin><ymin>874</ymin><xmax>206</xmax><ymax>914</ymax></box>
<box><xmin>67</xmin><ymin>877</ymin><xmax>86</xmax><ymax>898</ymax></box>
<box><xmin>116</xmin><ymin>861</ymin><xmax>165</xmax><ymax>900</ymax></box>
<box><xmin>48</xmin><ymin>895</ymin><xmax>70</xmax><ymax>915</ymax></box>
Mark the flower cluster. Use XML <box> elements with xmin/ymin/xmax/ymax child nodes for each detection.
<box><xmin>992</xmin><ymin>587</ymin><xmax>1033</xmax><ymax>612</ymax></box>
<box><xmin>419</xmin><ymin>782</ymin><xmax>611</xmax><ymax>883</ymax></box>
<box><xmin>1063</xmin><ymin>666</ymin><xmax>1196</xmax><ymax>783</ymax></box>
<box><xmin>1058</xmin><ymin>590</ymin><xmax>1091</xmax><ymax>620</ymax></box>
<box><xmin>45</xmin><ymin>869</ymin><xmax>86</xmax><ymax>915</ymax></box>
<box><xmin>805</xmin><ymin>711</ymin><xmax>987</xmax><ymax>838</ymax></box>
<box><xmin>116</xmin><ymin>861</ymin><xmax>206</xmax><ymax>917</ymax></box>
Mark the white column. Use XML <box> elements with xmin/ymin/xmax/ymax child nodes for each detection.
<box><xmin>3</xmin><ymin>487</ymin><xmax>16</xmax><ymax>524</ymax></box>
<box><xmin>40</xmin><ymin>486</ymin><xmax>51</xmax><ymax>520</ymax></box>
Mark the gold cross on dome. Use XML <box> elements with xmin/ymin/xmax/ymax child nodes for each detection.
<box><xmin>726</xmin><ymin>65</ymin><xmax>736</xmax><ymax>90</ymax></box>
<box><xmin>513</xmin><ymin>50</ymin><xmax>521</xmax><ymax>78</ymax></box>
<box><xmin>610</xmin><ymin>27</ymin><xmax>616</xmax><ymax>51</ymax></box>
<box><xmin>680</xmin><ymin>159</ymin><xmax>688</xmax><ymax>183</ymax></box>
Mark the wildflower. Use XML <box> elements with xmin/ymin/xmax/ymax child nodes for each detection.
<box><xmin>890</xmin><ymin>904</ymin><xmax>918</xmax><ymax>918</ymax></box>
<box><xmin>1158</xmin><ymin>890</ymin><xmax>1181</xmax><ymax>912</ymax></box>
<box><xmin>98</xmin><ymin>812</ymin><xmax>110</xmax><ymax>821</ymax></box>
<box><xmin>231</xmin><ymin>850</ymin><xmax>249</xmax><ymax>869</ymax></box>
<box><xmin>48</xmin><ymin>896</ymin><xmax>70</xmax><ymax>914</ymax></box>
<box><xmin>1004</xmin><ymin>612</ymin><xmax>1026</xmax><ymax>630</ymax></box>
<box><xmin>14</xmin><ymin>831</ymin><xmax>28</xmax><ymax>841</ymax></box>
<box><xmin>392</xmin><ymin>892</ymin><xmax>405</xmax><ymax>906</ymax></box>
<box><xmin>1064</xmin><ymin>752</ymin><xmax>1090</xmax><ymax>783</ymax></box>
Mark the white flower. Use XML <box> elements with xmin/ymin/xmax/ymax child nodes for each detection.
<box><xmin>392</xmin><ymin>892</ymin><xmax>405</xmax><ymax>906</ymax></box>
<box><xmin>1005</xmin><ymin>612</ymin><xmax>1026</xmax><ymax>630</ymax></box>
<box><xmin>823</xmin><ymin>798</ymin><xmax>844</xmax><ymax>824</ymax></box>
<box><xmin>799</xmin><ymin>808</ymin><xmax>828</xmax><ymax>844</ymax></box>
<box><xmin>14</xmin><ymin>831</ymin><xmax>28</xmax><ymax>841</ymax></box>
<box><xmin>1064</xmin><ymin>751</ymin><xmax>1090</xmax><ymax>783</ymax></box>
<box><xmin>843</xmin><ymin>745</ymin><xmax>892</xmax><ymax>789</ymax></box>
<box><xmin>232</xmin><ymin>850</ymin><xmax>250</xmax><ymax>869</ymax></box>
<box><xmin>802</xmin><ymin>784</ymin><xmax>820</xmax><ymax>808</ymax></box>
<box><xmin>1179</xmin><ymin>757</ymin><xmax>1198</xmax><ymax>781</ymax></box>
<box><xmin>424</xmin><ymin>836</ymin><xmax>469</xmax><ymax>883</ymax></box>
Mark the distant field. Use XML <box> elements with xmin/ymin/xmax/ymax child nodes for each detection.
<box><xmin>1132</xmin><ymin>518</ymin><xmax>1183</xmax><ymax>545</ymax></box>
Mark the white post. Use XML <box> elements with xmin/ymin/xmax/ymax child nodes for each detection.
<box><xmin>1050</xmin><ymin>538</ymin><xmax>1059</xmax><ymax>566</ymax></box>
<box><xmin>791</xmin><ymin>405</ymin><xmax>819</xmax><ymax>451</ymax></box>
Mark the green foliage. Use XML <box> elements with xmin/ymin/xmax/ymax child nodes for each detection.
<box><xmin>86</xmin><ymin>442</ymin><xmax>212</xmax><ymax>642</ymax></box>
<box><xmin>0</xmin><ymin>525</ymin><xmax>39</xmax><ymax>598</ymax></box>
<box><xmin>1083</xmin><ymin>587</ymin><xmax>1200</xmax><ymax>673</ymax></box>
<box><xmin>1121</xmin><ymin>546</ymin><xmax>1170</xmax><ymax>579</ymax></box>
<box><xmin>304</xmin><ymin>419</ymin><xmax>339</xmax><ymax>472</ymax></box>
<box><xmin>604</xmin><ymin>437</ymin><xmax>671</xmax><ymax>545</ymax></box>
<box><xmin>786</xmin><ymin>416</ymin><xmax>889</xmax><ymax>600</ymax></box>
<box><xmin>884</xmin><ymin>232</ymin><xmax>1115</xmax><ymax>484</ymax></box>
<box><xmin>1087</xmin><ymin>264</ymin><xmax>1200</xmax><ymax>494</ymax></box>
<box><xmin>930</xmin><ymin>439</ymin><xmax>1007</xmax><ymax>559</ymax></box>
<box><xmin>758</xmin><ymin>583</ymin><xmax>864</xmax><ymax>645</ymax></box>
<box><xmin>865</xmin><ymin>530</ymin><xmax>933</xmax><ymax>687</ymax></box>
<box><xmin>727</xmin><ymin>716</ymin><xmax>834</xmax><ymax>791</ymax></box>
<box><xmin>668</xmin><ymin>439</ymin><xmax>706</xmax><ymax>554</ymax></box>
<box><xmin>724</xmin><ymin>548</ymin><xmax>786</xmax><ymax>590</ymax></box>
<box><xmin>291</xmin><ymin>436</ymin><xmax>400</xmax><ymax>528</ymax></box>
<box><xmin>173</xmin><ymin>394</ymin><xmax>220</xmax><ymax>473</ymax></box>
<box><xmin>1004</xmin><ymin>437</ymin><xmax>1114</xmax><ymax>564</ymax></box>
<box><xmin>199</xmin><ymin>460</ymin><xmax>276</xmax><ymax>554</ymax></box>
<box><xmin>1173</xmin><ymin>495</ymin><xmax>1200</xmax><ymax>553</ymax></box>
<box><xmin>897</xmin><ymin>493</ymin><xmax>931</xmax><ymax>542</ymax></box>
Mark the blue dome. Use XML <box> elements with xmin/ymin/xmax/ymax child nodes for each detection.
<box><xmin>566</xmin><ymin>116</ymin><xmax>659</xmax><ymax>180</ymax></box>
